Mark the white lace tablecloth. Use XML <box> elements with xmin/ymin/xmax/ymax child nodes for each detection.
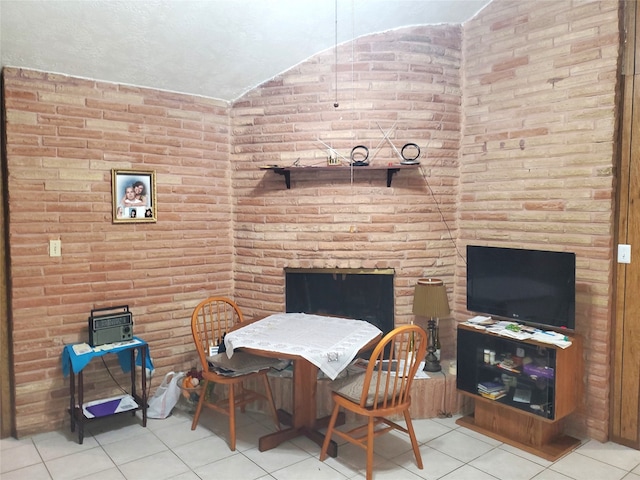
<box><xmin>223</xmin><ymin>313</ymin><xmax>382</xmax><ymax>380</ymax></box>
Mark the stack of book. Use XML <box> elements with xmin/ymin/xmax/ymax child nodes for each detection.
<box><xmin>478</xmin><ymin>381</ymin><xmax>508</xmax><ymax>400</ymax></box>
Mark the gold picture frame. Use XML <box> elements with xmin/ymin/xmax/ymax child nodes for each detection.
<box><xmin>112</xmin><ymin>169</ymin><xmax>157</xmax><ymax>223</ymax></box>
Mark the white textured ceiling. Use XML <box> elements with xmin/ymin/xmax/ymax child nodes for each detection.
<box><xmin>1</xmin><ymin>0</ymin><xmax>491</xmax><ymax>102</ymax></box>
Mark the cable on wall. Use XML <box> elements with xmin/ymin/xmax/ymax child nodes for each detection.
<box><xmin>101</xmin><ymin>356</ymin><xmax>131</xmax><ymax>396</ymax></box>
<box><xmin>418</xmin><ymin>118</ymin><xmax>467</xmax><ymax>265</ymax></box>
<box><xmin>437</xmin><ymin>370</ymin><xmax>453</xmax><ymax>418</ymax></box>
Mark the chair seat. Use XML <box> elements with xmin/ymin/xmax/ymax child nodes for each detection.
<box><xmin>207</xmin><ymin>352</ymin><xmax>288</xmax><ymax>377</ymax></box>
<box><xmin>331</xmin><ymin>371</ymin><xmax>393</xmax><ymax>407</ymax></box>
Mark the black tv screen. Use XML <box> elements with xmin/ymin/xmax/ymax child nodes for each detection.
<box><xmin>466</xmin><ymin>245</ymin><xmax>576</xmax><ymax>331</ymax></box>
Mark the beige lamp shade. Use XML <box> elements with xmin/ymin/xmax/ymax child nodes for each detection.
<box><xmin>412</xmin><ymin>278</ymin><xmax>450</xmax><ymax>318</ymax></box>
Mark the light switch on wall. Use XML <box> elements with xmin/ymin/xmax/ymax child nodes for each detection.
<box><xmin>618</xmin><ymin>244</ymin><xmax>631</xmax><ymax>264</ymax></box>
<box><xmin>49</xmin><ymin>239</ymin><xmax>61</xmax><ymax>257</ymax></box>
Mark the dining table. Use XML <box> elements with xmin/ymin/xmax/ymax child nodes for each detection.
<box><xmin>224</xmin><ymin>312</ymin><xmax>382</xmax><ymax>456</ymax></box>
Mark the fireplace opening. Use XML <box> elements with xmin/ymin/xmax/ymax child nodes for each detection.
<box><xmin>284</xmin><ymin>268</ymin><xmax>395</xmax><ymax>338</ymax></box>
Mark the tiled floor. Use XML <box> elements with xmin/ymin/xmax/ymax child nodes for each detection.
<box><xmin>3</xmin><ymin>404</ymin><xmax>640</xmax><ymax>480</ymax></box>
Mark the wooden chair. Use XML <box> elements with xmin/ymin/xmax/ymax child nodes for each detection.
<box><xmin>320</xmin><ymin>324</ymin><xmax>427</xmax><ymax>480</ymax></box>
<box><xmin>190</xmin><ymin>297</ymin><xmax>280</xmax><ymax>450</ymax></box>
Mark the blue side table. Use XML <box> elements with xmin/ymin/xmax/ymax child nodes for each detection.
<box><xmin>61</xmin><ymin>337</ymin><xmax>153</xmax><ymax>444</ymax></box>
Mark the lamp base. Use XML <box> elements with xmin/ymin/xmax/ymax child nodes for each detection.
<box><xmin>423</xmin><ymin>317</ymin><xmax>442</xmax><ymax>372</ymax></box>
<box><xmin>423</xmin><ymin>352</ymin><xmax>442</xmax><ymax>372</ymax></box>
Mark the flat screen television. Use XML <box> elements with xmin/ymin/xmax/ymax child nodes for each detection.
<box><xmin>466</xmin><ymin>245</ymin><xmax>576</xmax><ymax>331</ymax></box>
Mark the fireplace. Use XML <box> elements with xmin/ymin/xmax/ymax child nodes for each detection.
<box><xmin>284</xmin><ymin>268</ymin><xmax>395</xmax><ymax>337</ymax></box>
<box><xmin>267</xmin><ymin>268</ymin><xmax>461</xmax><ymax>419</ymax></box>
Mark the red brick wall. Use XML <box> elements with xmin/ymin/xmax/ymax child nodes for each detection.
<box><xmin>3</xmin><ymin>68</ymin><xmax>232</xmax><ymax>435</ymax></box>
<box><xmin>460</xmin><ymin>0</ymin><xmax>620</xmax><ymax>441</ymax></box>
<box><xmin>230</xmin><ymin>25</ymin><xmax>462</xmax><ymax>339</ymax></box>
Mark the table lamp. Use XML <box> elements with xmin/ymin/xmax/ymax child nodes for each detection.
<box><xmin>413</xmin><ymin>278</ymin><xmax>450</xmax><ymax>372</ymax></box>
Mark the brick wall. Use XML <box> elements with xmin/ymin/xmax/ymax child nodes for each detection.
<box><xmin>460</xmin><ymin>0</ymin><xmax>619</xmax><ymax>441</ymax></box>
<box><xmin>230</xmin><ymin>25</ymin><xmax>462</xmax><ymax>342</ymax></box>
<box><xmin>3</xmin><ymin>68</ymin><xmax>232</xmax><ymax>435</ymax></box>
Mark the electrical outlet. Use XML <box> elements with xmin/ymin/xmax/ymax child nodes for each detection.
<box><xmin>49</xmin><ymin>239</ymin><xmax>61</xmax><ymax>257</ymax></box>
<box><xmin>618</xmin><ymin>244</ymin><xmax>631</xmax><ymax>264</ymax></box>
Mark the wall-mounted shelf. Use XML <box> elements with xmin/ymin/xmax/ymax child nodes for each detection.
<box><xmin>259</xmin><ymin>164</ymin><xmax>420</xmax><ymax>189</ymax></box>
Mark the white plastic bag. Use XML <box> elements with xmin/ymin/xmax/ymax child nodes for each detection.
<box><xmin>147</xmin><ymin>371</ymin><xmax>185</xmax><ymax>419</ymax></box>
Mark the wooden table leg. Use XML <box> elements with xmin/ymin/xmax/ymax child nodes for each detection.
<box><xmin>292</xmin><ymin>359</ymin><xmax>317</xmax><ymax>428</ymax></box>
<box><xmin>258</xmin><ymin>359</ymin><xmax>340</xmax><ymax>457</ymax></box>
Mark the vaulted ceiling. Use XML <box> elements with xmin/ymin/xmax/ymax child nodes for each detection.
<box><xmin>1</xmin><ymin>0</ymin><xmax>491</xmax><ymax>102</ymax></box>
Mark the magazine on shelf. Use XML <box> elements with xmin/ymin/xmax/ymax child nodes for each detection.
<box><xmin>478</xmin><ymin>380</ymin><xmax>507</xmax><ymax>400</ymax></box>
<box><xmin>479</xmin><ymin>390</ymin><xmax>507</xmax><ymax>400</ymax></box>
<box><xmin>478</xmin><ymin>381</ymin><xmax>505</xmax><ymax>393</ymax></box>
<box><xmin>82</xmin><ymin>394</ymin><xmax>138</xmax><ymax>418</ymax></box>
<box><xmin>513</xmin><ymin>388</ymin><xmax>532</xmax><ymax>403</ymax></box>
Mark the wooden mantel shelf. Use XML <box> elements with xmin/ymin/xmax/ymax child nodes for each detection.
<box><xmin>260</xmin><ymin>164</ymin><xmax>420</xmax><ymax>189</ymax></box>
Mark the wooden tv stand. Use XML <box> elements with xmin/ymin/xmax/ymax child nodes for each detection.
<box><xmin>456</xmin><ymin>324</ymin><xmax>582</xmax><ymax>461</ymax></box>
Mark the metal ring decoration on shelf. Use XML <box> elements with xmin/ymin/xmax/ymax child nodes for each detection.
<box><xmin>350</xmin><ymin>145</ymin><xmax>370</xmax><ymax>166</ymax></box>
<box><xmin>401</xmin><ymin>143</ymin><xmax>421</xmax><ymax>163</ymax></box>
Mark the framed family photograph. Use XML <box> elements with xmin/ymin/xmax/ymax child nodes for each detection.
<box><xmin>112</xmin><ymin>169</ymin><xmax>157</xmax><ymax>223</ymax></box>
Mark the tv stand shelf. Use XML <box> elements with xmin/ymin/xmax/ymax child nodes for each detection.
<box><xmin>456</xmin><ymin>324</ymin><xmax>582</xmax><ymax>461</ymax></box>
<box><xmin>261</xmin><ymin>164</ymin><xmax>419</xmax><ymax>189</ymax></box>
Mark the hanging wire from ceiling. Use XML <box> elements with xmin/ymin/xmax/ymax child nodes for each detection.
<box><xmin>334</xmin><ymin>0</ymin><xmax>339</xmax><ymax>109</ymax></box>
<box><xmin>350</xmin><ymin>0</ymin><xmax>356</xmax><ymax>185</ymax></box>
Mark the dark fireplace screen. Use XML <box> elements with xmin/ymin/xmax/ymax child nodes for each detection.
<box><xmin>284</xmin><ymin>268</ymin><xmax>394</xmax><ymax>337</ymax></box>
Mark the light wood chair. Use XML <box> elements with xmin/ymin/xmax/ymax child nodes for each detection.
<box><xmin>320</xmin><ymin>324</ymin><xmax>427</xmax><ymax>480</ymax></box>
<box><xmin>190</xmin><ymin>297</ymin><xmax>280</xmax><ymax>450</ymax></box>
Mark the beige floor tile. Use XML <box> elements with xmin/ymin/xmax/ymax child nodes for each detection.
<box><xmin>32</xmin><ymin>429</ymin><xmax>99</xmax><ymax>461</ymax></box>
<box><xmin>3</xmin><ymin>414</ymin><xmax>640</xmax><ymax>480</ymax></box>
<box><xmin>426</xmin><ymin>429</ymin><xmax>495</xmax><ymax>463</ymax></box>
<box><xmin>101</xmin><ymin>430</ymin><xmax>168</xmax><ymax>465</ymax></box>
<box><xmin>470</xmin><ymin>448</ymin><xmax>545</xmax><ymax>480</ymax></box>
<box><xmin>271</xmin><ymin>456</ymin><xmax>349</xmax><ymax>480</ymax></box>
<box><xmin>117</xmin><ymin>450</ymin><xmax>189</xmax><ymax>480</ymax></box>
<box><xmin>193</xmin><ymin>452</ymin><xmax>268</xmax><ymax>480</ymax></box>
<box><xmin>550</xmin><ymin>452</ymin><xmax>628</xmax><ymax>480</ymax></box>
<box><xmin>0</xmin><ymin>462</ymin><xmax>53</xmax><ymax>480</ymax></box>
<box><xmin>0</xmin><ymin>441</ymin><xmax>42</xmax><ymax>474</ymax></box>
<box><xmin>46</xmin><ymin>447</ymin><xmax>116</xmax><ymax>480</ymax></box>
